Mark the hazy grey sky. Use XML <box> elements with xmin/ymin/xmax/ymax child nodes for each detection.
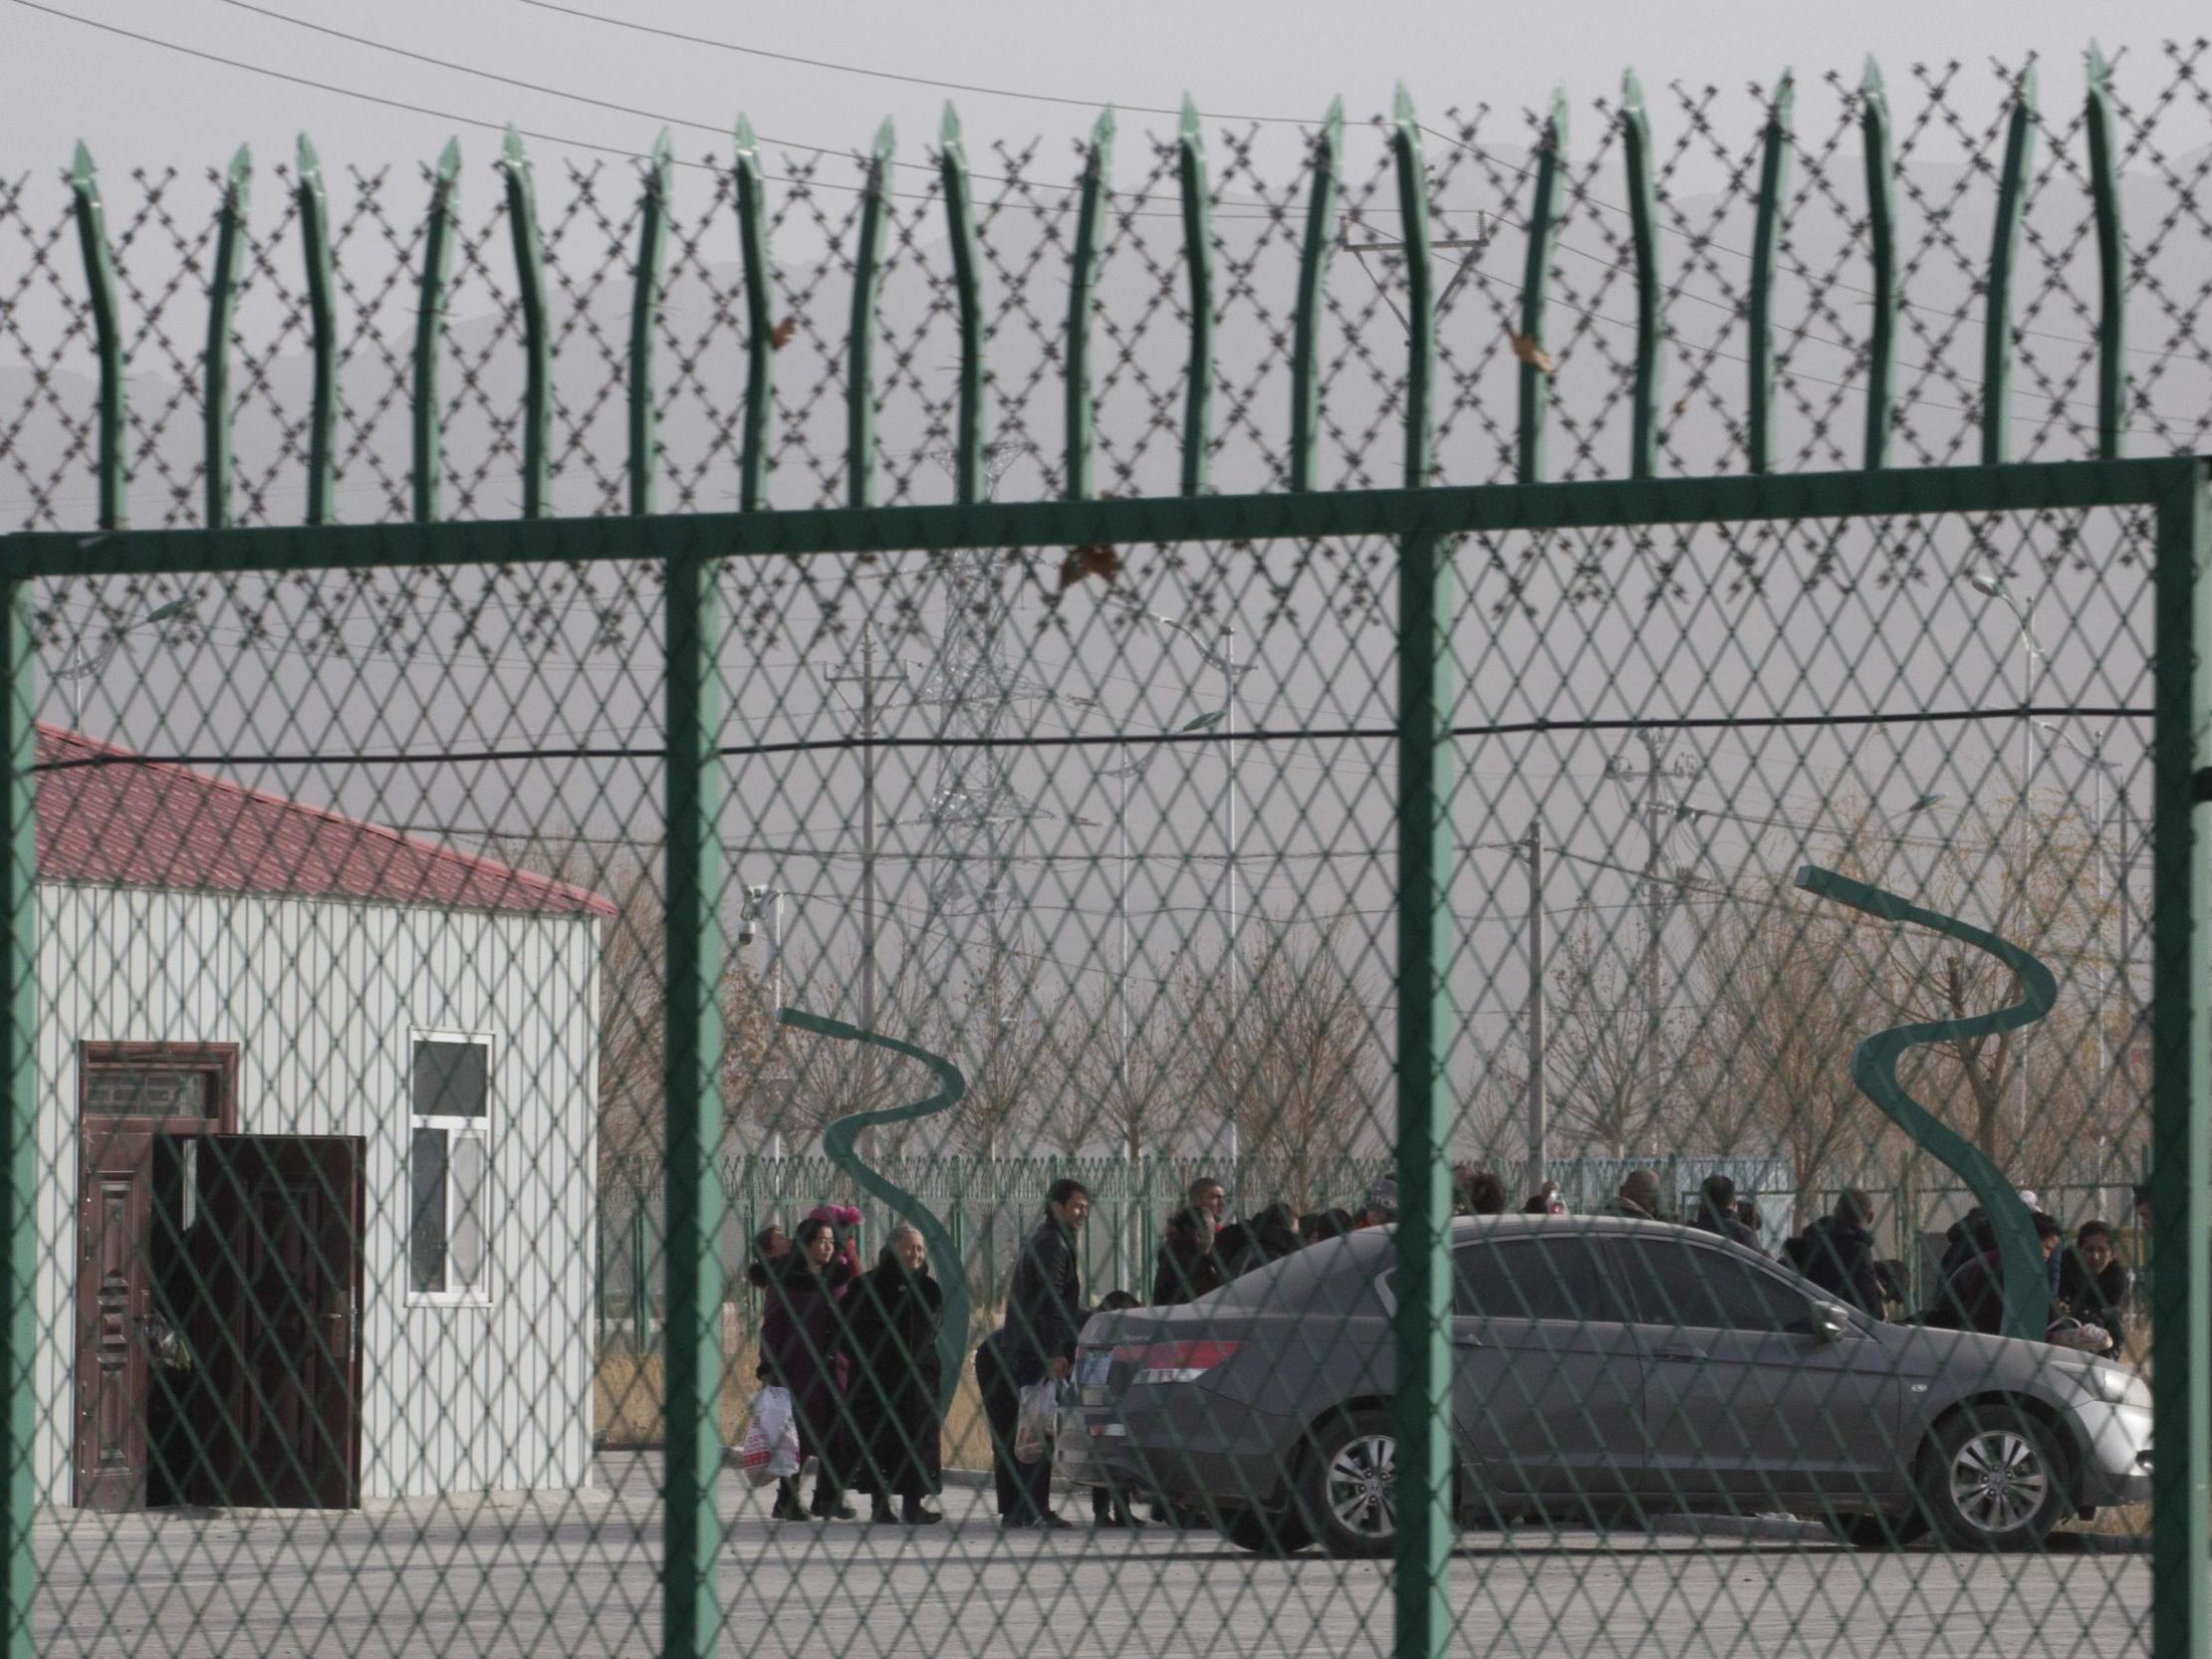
<box><xmin>6</xmin><ymin>0</ymin><xmax>2205</xmax><ymax>194</ymax></box>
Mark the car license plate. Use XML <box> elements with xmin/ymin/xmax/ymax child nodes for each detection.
<box><xmin>1078</xmin><ymin>1350</ymin><xmax>1109</xmax><ymax>1387</ymax></box>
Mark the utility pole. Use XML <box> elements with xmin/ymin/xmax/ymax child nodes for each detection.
<box><xmin>740</xmin><ymin>884</ymin><xmax>785</xmax><ymax>1010</ymax></box>
<box><xmin>1606</xmin><ymin>732</ymin><xmax>1696</xmax><ymax>1127</ymax></box>
<box><xmin>861</xmin><ymin>624</ymin><xmax>875</xmax><ymax>1030</ymax></box>
<box><xmin>1639</xmin><ymin>728</ymin><xmax>1666</xmax><ymax>1034</ymax></box>
<box><xmin>828</xmin><ymin>623</ymin><xmax>887</xmax><ymax>1029</ymax></box>
<box><xmin>1522</xmin><ymin>820</ymin><xmax>1547</xmax><ymax>1196</ymax></box>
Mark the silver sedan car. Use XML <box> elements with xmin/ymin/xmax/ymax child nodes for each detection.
<box><xmin>1061</xmin><ymin>1215</ymin><xmax>2151</xmax><ymax>1555</ymax></box>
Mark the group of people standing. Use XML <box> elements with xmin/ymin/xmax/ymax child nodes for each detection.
<box><xmin>748</xmin><ymin>1205</ymin><xmax>948</xmax><ymax>1526</ymax></box>
<box><xmin>1603</xmin><ymin>1166</ymin><xmax>2138</xmax><ymax>1356</ymax></box>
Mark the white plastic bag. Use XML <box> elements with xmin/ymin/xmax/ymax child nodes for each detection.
<box><xmin>2046</xmin><ymin>1318</ymin><xmax>2112</xmax><ymax>1353</ymax></box>
<box><xmin>1014</xmin><ymin>1379</ymin><xmax>1059</xmax><ymax>1465</ymax></box>
<box><xmin>738</xmin><ymin>1385</ymin><xmax>800</xmax><ymax>1487</ymax></box>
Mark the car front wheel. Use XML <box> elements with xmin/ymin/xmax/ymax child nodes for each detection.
<box><xmin>1919</xmin><ymin>1408</ymin><xmax>2066</xmax><ymax>1550</ymax></box>
<box><xmin>1300</xmin><ymin>1408</ymin><xmax>1400</xmax><ymax>1558</ymax></box>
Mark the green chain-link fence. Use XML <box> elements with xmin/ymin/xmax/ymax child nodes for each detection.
<box><xmin>0</xmin><ymin>46</ymin><xmax>2207</xmax><ymax>1659</ymax></box>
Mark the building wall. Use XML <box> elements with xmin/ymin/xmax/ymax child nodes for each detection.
<box><xmin>34</xmin><ymin>884</ymin><xmax>601</xmax><ymax>1505</ymax></box>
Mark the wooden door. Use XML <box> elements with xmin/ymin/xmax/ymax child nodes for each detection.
<box><xmin>74</xmin><ymin>1125</ymin><xmax>153</xmax><ymax>1511</ymax></box>
<box><xmin>189</xmin><ymin>1136</ymin><xmax>363</xmax><ymax>1509</ymax></box>
<box><xmin>73</xmin><ymin>1044</ymin><xmax>236</xmax><ymax>1512</ymax></box>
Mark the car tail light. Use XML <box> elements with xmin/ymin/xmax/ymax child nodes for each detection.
<box><xmin>1111</xmin><ymin>1338</ymin><xmax>1241</xmax><ymax>1385</ymax></box>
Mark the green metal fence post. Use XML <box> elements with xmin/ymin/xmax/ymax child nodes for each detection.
<box><xmin>0</xmin><ymin>577</ymin><xmax>34</xmax><ymax>1659</ymax></box>
<box><xmin>69</xmin><ymin>142</ymin><xmax>127</xmax><ymax>531</ymax></box>
<box><xmin>1517</xmin><ymin>90</ymin><xmax>1568</xmax><ymax>485</ymax></box>
<box><xmin>296</xmin><ymin>135</ymin><xmax>339</xmax><ymax>526</ymax></box>
<box><xmin>1860</xmin><ymin>60</ymin><xmax>1896</xmax><ymax>470</ymax></box>
<box><xmin>2150</xmin><ymin>456</ymin><xmax>2211</xmax><ymax>1659</ymax></box>
<box><xmin>849</xmin><ymin>119</ymin><xmax>893</xmax><ymax>511</ymax></box>
<box><xmin>1620</xmin><ymin>71</ymin><xmax>1662</xmax><ymax>481</ymax></box>
<box><xmin>1392</xmin><ymin>540</ymin><xmax>1453</xmax><ymax>1654</ymax></box>
<box><xmin>629</xmin><ymin>130</ymin><xmax>673</xmax><ymax>517</ymax></box>
<box><xmin>1390</xmin><ymin>83</ymin><xmax>1451</xmax><ymax>1659</ymax></box>
<box><xmin>411</xmin><ymin>138</ymin><xmax>460</xmax><ymax>524</ymax></box>
<box><xmin>499</xmin><ymin>127</ymin><xmax>549</xmax><ymax>519</ymax></box>
<box><xmin>631</xmin><ymin>1186</ymin><xmax>649</xmax><ymax>1349</ymax></box>
<box><xmin>1747</xmin><ymin>75</ymin><xmax>1792</xmax><ymax>475</ymax></box>
<box><xmin>940</xmin><ymin>105</ymin><xmax>985</xmax><ymax>506</ymax></box>
<box><xmin>1067</xmin><ymin>109</ymin><xmax>1114</xmax><ymax>502</ymax></box>
<box><xmin>1289</xmin><ymin>99</ymin><xmax>1345</xmax><ymax>493</ymax></box>
<box><xmin>663</xmin><ymin>538</ymin><xmax>728</xmax><ymax>1659</ymax></box>
<box><xmin>2086</xmin><ymin>45</ymin><xmax>2127</xmax><ymax>463</ymax></box>
<box><xmin>203</xmin><ymin>145</ymin><xmax>250</xmax><ymax>529</ymax></box>
<box><xmin>733</xmin><ymin>117</ymin><xmax>775</xmax><ymax>515</ymax></box>
<box><xmin>1178</xmin><ymin>97</ymin><xmax>1213</xmax><ymax>498</ymax></box>
<box><xmin>1982</xmin><ymin>65</ymin><xmax>2037</xmax><ymax>466</ymax></box>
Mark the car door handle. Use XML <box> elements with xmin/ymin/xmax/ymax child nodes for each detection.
<box><xmin>1656</xmin><ymin>1350</ymin><xmax>1706</xmax><ymax>1363</ymax></box>
<box><xmin>1451</xmin><ymin>1334</ymin><xmax>1483</xmax><ymax>1349</ymax></box>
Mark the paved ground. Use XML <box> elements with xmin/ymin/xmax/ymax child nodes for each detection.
<box><xmin>33</xmin><ymin>1453</ymin><xmax>2149</xmax><ymax>1659</ymax></box>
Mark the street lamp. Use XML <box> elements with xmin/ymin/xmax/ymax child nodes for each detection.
<box><xmin>737</xmin><ymin>883</ymin><xmax>786</xmax><ymax>1011</ymax></box>
<box><xmin>53</xmin><ymin>597</ymin><xmax>187</xmax><ymax>730</ymax></box>
<box><xmin>1143</xmin><ymin>610</ymin><xmax>1251</xmax><ymax>972</ymax></box>
<box><xmin>1102</xmin><ymin>747</ymin><xmax>1153</xmax><ymax>1081</ymax></box>
<box><xmin>1967</xmin><ymin>566</ymin><xmax>2043</xmax><ymax>1136</ymax></box>
<box><xmin>2037</xmin><ymin>720</ymin><xmax>2124</xmax><ymax>1100</ymax></box>
<box><xmin>1137</xmin><ymin>605</ymin><xmax>1256</xmax><ymax>1181</ymax></box>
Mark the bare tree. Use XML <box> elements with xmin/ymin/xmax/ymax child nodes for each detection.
<box><xmin>498</xmin><ymin>840</ymin><xmax>772</xmax><ymax>1187</ymax></box>
<box><xmin>761</xmin><ymin>950</ymin><xmax>940</xmax><ymax>1153</ymax></box>
<box><xmin>1681</xmin><ymin>800</ymin><xmax>2136</xmax><ymax>1210</ymax></box>
<box><xmin>1179</xmin><ymin>924</ymin><xmax>1384</xmax><ymax>1213</ymax></box>
<box><xmin>1692</xmin><ymin>885</ymin><xmax>1894</xmax><ymax>1217</ymax></box>
<box><xmin>1540</xmin><ymin>923</ymin><xmax>1681</xmax><ymax>1159</ymax></box>
<box><xmin>934</xmin><ymin>959</ymin><xmax>1055</xmax><ymax>1159</ymax></box>
<box><xmin>1044</xmin><ymin>985</ymin><xmax>1186</xmax><ymax>1157</ymax></box>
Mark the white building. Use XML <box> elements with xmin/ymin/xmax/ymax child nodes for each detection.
<box><xmin>36</xmin><ymin>724</ymin><xmax>608</xmax><ymax>1510</ymax></box>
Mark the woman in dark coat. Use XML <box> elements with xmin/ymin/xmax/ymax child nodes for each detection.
<box><xmin>845</xmin><ymin>1227</ymin><xmax>945</xmax><ymax>1525</ymax></box>
<box><xmin>1151</xmin><ymin>1207</ymin><xmax>1225</xmax><ymax>1305</ymax></box>
<box><xmin>759</xmin><ymin>1217</ymin><xmax>857</xmax><ymax>1520</ymax></box>
<box><xmin>2058</xmin><ymin>1221</ymin><xmax>2132</xmax><ymax>1357</ymax></box>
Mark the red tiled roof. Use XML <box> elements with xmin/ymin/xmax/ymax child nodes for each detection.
<box><xmin>34</xmin><ymin>725</ymin><xmax>614</xmax><ymax>918</ymax></box>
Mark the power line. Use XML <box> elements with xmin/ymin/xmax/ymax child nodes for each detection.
<box><xmin>502</xmin><ymin>3</ymin><xmax>2200</xmax><ymax>376</ymax></box>
<box><xmin>509</xmin><ymin>0</ymin><xmax>1321</xmax><ymax>126</ymax></box>
<box><xmin>198</xmin><ymin>0</ymin><xmax>1281</xmax><ymax>211</ymax></box>
<box><xmin>31</xmin><ymin>702</ymin><xmax>2155</xmax><ymax>775</ymax></box>
<box><xmin>0</xmin><ymin>0</ymin><xmax>1253</xmax><ymax>218</ymax></box>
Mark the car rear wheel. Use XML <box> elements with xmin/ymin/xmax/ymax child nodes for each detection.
<box><xmin>1919</xmin><ymin>1408</ymin><xmax>2065</xmax><ymax>1550</ymax></box>
<box><xmin>1300</xmin><ymin>1408</ymin><xmax>1399</xmax><ymax>1558</ymax></box>
<box><xmin>1221</xmin><ymin>1509</ymin><xmax>1314</xmax><ymax>1555</ymax></box>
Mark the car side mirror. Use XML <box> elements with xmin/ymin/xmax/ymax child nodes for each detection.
<box><xmin>1813</xmin><ymin>1301</ymin><xmax>1850</xmax><ymax>1343</ymax></box>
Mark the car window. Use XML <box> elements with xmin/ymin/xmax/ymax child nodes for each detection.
<box><xmin>1452</xmin><ymin>1237</ymin><xmax>1627</xmax><ymax>1323</ymax></box>
<box><xmin>1603</xmin><ymin>1237</ymin><xmax>1812</xmax><ymax>1333</ymax></box>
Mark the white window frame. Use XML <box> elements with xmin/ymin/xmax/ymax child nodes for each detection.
<box><xmin>407</xmin><ymin>1028</ymin><xmax>496</xmax><ymax>1307</ymax></box>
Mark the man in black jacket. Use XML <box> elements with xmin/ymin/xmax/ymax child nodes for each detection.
<box><xmin>1926</xmin><ymin>1210</ymin><xmax>2063</xmax><ymax>1334</ymax></box>
<box><xmin>1689</xmin><ymin>1175</ymin><xmax>1763</xmax><ymax>1254</ymax></box>
<box><xmin>999</xmin><ymin>1177</ymin><xmax>1090</xmax><ymax>1529</ymax></box>
<box><xmin>1791</xmin><ymin>1188</ymin><xmax>1893</xmax><ymax>1317</ymax></box>
<box><xmin>1151</xmin><ymin>1206</ymin><xmax>1225</xmax><ymax>1304</ymax></box>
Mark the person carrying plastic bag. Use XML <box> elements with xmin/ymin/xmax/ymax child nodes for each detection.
<box><xmin>991</xmin><ymin>1177</ymin><xmax>1091</xmax><ymax>1530</ymax></box>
